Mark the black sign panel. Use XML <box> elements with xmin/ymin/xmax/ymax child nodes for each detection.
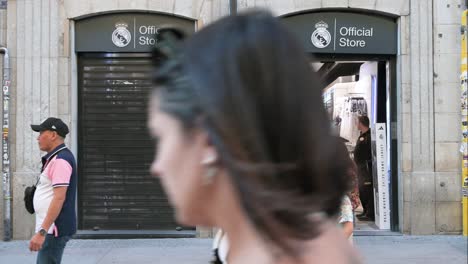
<box><xmin>282</xmin><ymin>12</ymin><xmax>397</xmax><ymax>55</ymax></box>
<box><xmin>75</xmin><ymin>13</ymin><xmax>195</xmax><ymax>52</ymax></box>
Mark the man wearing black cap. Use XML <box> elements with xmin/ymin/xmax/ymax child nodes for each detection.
<box><xmin>28</xmin><ymin>117</ymin><xmax>77</xmax><ymax>264</ymax></box>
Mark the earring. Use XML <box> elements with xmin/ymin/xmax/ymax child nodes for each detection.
<box><xmin>201</xmin><ymin>154</ymin><xmax>217</xmax><ymax>165</ymax></box>
<box><xmin>202</xmin><ymin>165</ymin><xmax>218</xmax><ymax>185</ymax></box>
<box><xmin>201</xmin><ymin>152</ymin><xmax>218</xmax><ymax>185</ymax></box>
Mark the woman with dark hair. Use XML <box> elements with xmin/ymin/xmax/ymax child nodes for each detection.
<box><xmin>335</xmin><ymin>138</ymin><xmax>359</xmax><ymax>243</ymax></box>
<box><xmin>148</xmin><ymin>10</ymin><xmax>361</xmax><ymax>264</ymax></box>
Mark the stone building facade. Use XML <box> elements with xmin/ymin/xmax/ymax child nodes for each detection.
<box><xmin>0</xmin><ymin>0</ymin><xmax>464</xmax><ymax>239</ymax></box>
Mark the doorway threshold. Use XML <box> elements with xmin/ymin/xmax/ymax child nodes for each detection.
<box><xmin>74</xmin><ymin>230</ymin><xmax>196</xmax><ymax>239</ymax></box>
<box><xmin>354</xmin><ymin>221</ymin><xmax>401</xmax><ymax>236</ymax></box>
<box><xmin>354</xmin><ymin>229</ymin><xmax>402</xmax><ymax>236</ymax></box>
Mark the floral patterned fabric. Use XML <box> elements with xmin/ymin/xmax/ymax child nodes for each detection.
<box><xmin>339</xmin><ymin>195</ymin><xmax>354</xmax><ymax>224</ymax></box>
<box><xmin>347</xmin><ymin>161</ymin><xmax>361</xmax><ymax>210</ymax></box>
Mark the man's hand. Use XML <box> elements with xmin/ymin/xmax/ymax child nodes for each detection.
<box><xmin>29</xmin><ymin>233</ymin><xmax>46</xmax><ymax>251</ymax></box>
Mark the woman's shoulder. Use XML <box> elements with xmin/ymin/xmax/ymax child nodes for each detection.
<box><xmin>299</xmin><ymin>223</ymin><xmax>362</xmax><ymax>264</ymax></box>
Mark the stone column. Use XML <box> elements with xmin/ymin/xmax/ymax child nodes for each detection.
<box><xmin>6</xmin><ymin>0</ymin><xmax>69</xmax><ymax>239</ymax></box>
<box><xmin>433</xmin><ymin>0</ymin><xmax>464</xmax><ymax>234</ymax></box>
<box><xmin>408</xmin><ymin>0</ymin><xmax>436</xmax><ymax>234</ymax></box>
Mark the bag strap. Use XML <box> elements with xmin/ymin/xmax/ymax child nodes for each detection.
<box><xmin>36</xmin><ymin>146</ymin><xmax>67</xmax><ymax>186</ymax></box>
<box><xmin>34</xmin><ymin>177</ymin><xmax>40</xmax><ymax>186</ymax></box>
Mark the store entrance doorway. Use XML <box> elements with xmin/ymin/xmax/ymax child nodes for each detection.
<box><xmin>312</xmin><ymin>57</ymin><xmax>398</xmax><ymax>233</ymax></box>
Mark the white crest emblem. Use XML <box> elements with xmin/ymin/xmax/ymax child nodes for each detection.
<box><xmin>112</xmin><ymin>22</ymin><xmax>131</xmax><ymax>48</ymax></box>
<box><xmin>311</xmin><ymin>21</ymin><xmax>331</xmax><ymax>49</ymax></box>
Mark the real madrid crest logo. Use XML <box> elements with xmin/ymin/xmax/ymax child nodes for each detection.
<box><xmin>112</xmin><ymin>22</ymin><xmax>131</xmax><ymax>48</ymax></box>
<box><xmin>311</xmin><ymin>21</ymin><xmax>331</xmax><ymax>49</ymax></box>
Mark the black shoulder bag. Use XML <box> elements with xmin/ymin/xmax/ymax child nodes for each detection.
<box><xmin>24</xmin><ymin>178</ymin><xmax>39</xmax><ymax>214</ymax></box>
<box><xmin>24</xmin><ymin>147</ymin><xmax>66</xmax><ymax>214</ymax></box>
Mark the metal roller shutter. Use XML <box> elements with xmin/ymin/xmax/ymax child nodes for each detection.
<box><xmin>78</xmin><ymin>53</ymin><xmax>178</xmax><ymax>230</ymax></box>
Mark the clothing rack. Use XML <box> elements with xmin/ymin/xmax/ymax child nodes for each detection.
<box><xmin>344</xmin><ymin>93</ymin><xmax>365</xmax><ymax>101</ymax></box>
<box><xmin>338</xmin><ymin>95</ymin><xmax>368</xmax><ymax>143</ymax></box>
<box><xmin>345</xmin><ymin>92</ymin><xmax>365</xmax><ymax>96</ymax></box>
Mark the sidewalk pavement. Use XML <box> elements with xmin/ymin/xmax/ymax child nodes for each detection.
<box><xmin>0</xmin><ymin>235</ymin><xmax>466</xmax><ymax>263</ymax></box>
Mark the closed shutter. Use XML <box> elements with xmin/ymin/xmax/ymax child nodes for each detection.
<box><xmin>78</xmin><ymin>53</ymin><xmax>178</xmax><ymax>230</ymax></box>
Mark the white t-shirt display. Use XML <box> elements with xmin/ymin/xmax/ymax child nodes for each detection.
<box><xmin>338</xmin><ymin>97</ymin><xmax>367</xmax><ymax>143</ymax></box>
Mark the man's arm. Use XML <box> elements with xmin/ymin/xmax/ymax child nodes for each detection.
<box><xmin>40</xmin><ymin>186</ymin><xmax>68</xmax><ymax>231</ymax></box>
<box><xmin>29</xmin><ymin>186</ymin><xmax>68</xmax><ymax>251</ymax></box>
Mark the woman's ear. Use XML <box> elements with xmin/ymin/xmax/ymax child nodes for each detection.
<box><xmin>199</xmin><ymin>132</ymin><xmax>220</xmax><ymax>186</ymax></box>
<box><xmin>198</xmin><ymin>130</ymin><xmax>218</xmax><ymax>165</ymax></box>
<box><xmin>201</xmin><ymin>145</ymin><xmax>218</xmax><ymax>165</ymax></box>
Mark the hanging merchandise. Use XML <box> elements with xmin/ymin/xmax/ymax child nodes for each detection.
<box><xmin>323</xmin><ymin>88</ymin><xmax>334</xmax><ymax>121</ymax></box>
<box><xmin>332</xmin><ymin>97</ymin><xmax>345</xmax><ymax>136</ymax></box>
<box><xmin>339</xmin><ymin>96</ymin><xmax>368</xmax><ymax>143</ymax></box>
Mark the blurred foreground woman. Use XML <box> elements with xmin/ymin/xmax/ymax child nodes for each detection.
<box><xmin>148</xmin><ymin>10</ymin><xmax>362</xmax><ymax>264</ymax></box>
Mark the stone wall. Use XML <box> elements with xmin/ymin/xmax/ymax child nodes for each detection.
<box><xmin>239</xmin><ymin>0</ymin><xmax>463</xmax><ymax>234</ymax></box>
<box><xmin>238</xmin><ymin>0</ymin><xmax>409</xmax><ymax>16</ymax></box>
<box><xmin>0</xmin><ymin>7</ymin><xmax>7</xmax><ymax>239</ymax></box>
<box><xmin>433</xmin><ymin>0</ymin><xmax>464</xmax><ymax>234</ymax></box>
<box><xmin>63</xmin><ymin>0</ymin><xmax>229</xmax><ymax>24</ymax></box>
<box><xmin>403</xmin><ymin>0</ymin><xmax>464</xmax><ymax>235</ymax></box>
<box><xmin>5</xmin><ymin>0</ymin><xmax>230</xmax><ymax>240</ymax></box>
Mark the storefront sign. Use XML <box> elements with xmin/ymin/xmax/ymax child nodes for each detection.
<box><xmin>282</xmin><ymin>12</ymin><xmax>397</xmax><ymax>55</ymax></box>
<box><xmin>373</xmin><ymin>123</ymin><xmax>391</xmax><ymax>229</ymax></box>
<box><xmin>75</xmin><ymin>13</ymin><xmax>195</xmax><ymax>52</ymax></box>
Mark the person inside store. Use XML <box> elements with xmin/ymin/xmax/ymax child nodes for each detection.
<box><xmin>148</xmin><ymin>9</ymin><xmax>362</xmax><ymax>264</ymax></box>
<box><xmin>354</xmin><ymin>115</ymin><xmax>374</xmax><ymax>221</ymax></box>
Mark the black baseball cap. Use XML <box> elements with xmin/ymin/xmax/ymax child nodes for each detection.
<box><xmin>31</xmin><ymin>117</ymin><xmax>69</xmax><ymax>138</ymax></box>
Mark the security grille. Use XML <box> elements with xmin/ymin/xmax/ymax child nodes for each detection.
<box><xmin>78</xmin><ymin>53</ymin><xmax>178</xmax><ymax>230</ymax></box>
